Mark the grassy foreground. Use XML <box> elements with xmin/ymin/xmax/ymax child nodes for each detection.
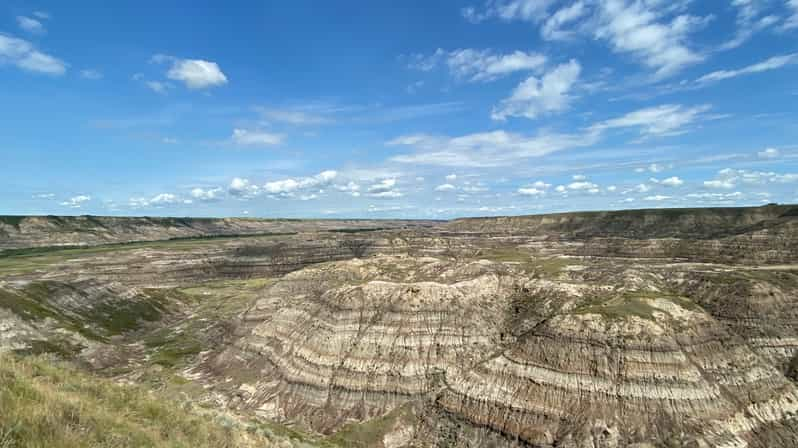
<box><xmin>0</xmin><ymin>354</ymin><xmax>269</xmax><ymax>448</ymax></box>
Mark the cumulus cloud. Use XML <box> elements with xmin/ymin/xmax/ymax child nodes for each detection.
<box><xmin>517</xmin><ymin>187</ymin><xmax>545</xmax><ymax>196</ymax></box>
<box><xmin>228</xmin><ymin>177</ymin><xmax>260</xmax><ymax>197</ymax></box>
<box><xmin>660</xmin><ymin>176</ymin><xmax>684</xmax><ymax>187</ymax></box>
<box><xmin>231</xmin><ymin>129</ymin><xmax>284</xmax><ymax>146</ymax></box>
<box><xmin>225</xmin><ymin>171</ymin><xmax>339</xmax><ymax>201</ymax></box>
<box><xmin>758</xmin><ymin>147</ymin><xmax>780</xmax><ymax>159</ymax></box>
<box><xmin>367</xmin><ymin>178</ymin><xmax>403</xmax><ymax>199</ymax></box>
<box><xmin>492</xmin><ymin>59</ymin><xmax>581</xmax><ymax>120</ymax></box>
<box><xmin>0</xmin><ymin>34</ymin><xmax>66</xmax><ymax>75</ymax></box>
<box><xmin>264</xmin><ymin>171</ymin><xmax>338</xmax><ymax>198</ymax></box>
<box><xmin>17</xmin><ymin>16</ymin><xmax>45</xmax><ymax>34</ymax></box>
<box><xmin>704</xmin><ymin>168</ymin><xmax>798</xmax><ymax>189</ymax></box>
<box><xmin>644</xmin><ymin>195</ymin><xmax>672</xmax><ymax>201</ymax></box>
<box><xmin>334</xmin><ymin>181</ymin><xmax>361</xmax><ymax>197</ymax></box>
<box><xmin>190</xmin><ymin>187</ymin><xmax>223</xmax><ymax>201</ymax></box>
<box><xmin>568</xmin><ymin>181</ymin><xmax>599</xmax><ymax>191</ymax></box>
<box><xmin>60</xmin><ymin>195</ymin><xmax>91</xmax><ymax>208</ymax></box>
<box><xmin>445</xmin><ymin>174</ymin><xmax>458</xmax><ymax>182</ymax></box>
<box><xmin>696</xmin><ymin>53</ymin><xmax>797</xmax><ymax>85</ymax></box>
<box><xmin>435</xmin><ymin>183</ymin><xmax>456</xmax><ymax>192</ymax></box>
<box><xmin>152</xmin><ymin>54</ymin><xmax>227</xmax><ymax>89</ymax></box>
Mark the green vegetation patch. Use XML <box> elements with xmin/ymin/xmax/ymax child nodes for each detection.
<box><xmin>574</xmin><ymin>291</ymin><xmax>701</xmax><ymax>321</ymax></box>
<box><xmin>0</xmin><ymin>354</ymin><xmax>271</xmax><ymax>448</ymax></box>
<box><xmin>327</xmin><ymin>405</ymin><xmax>411</xmax><ymax>448</ymax></box>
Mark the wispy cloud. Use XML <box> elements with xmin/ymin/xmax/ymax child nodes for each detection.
<box><xmin>17</xmin><ymin>16</ymin><xmax>46</xmax><ymax>34</ymax></box>
<box><xmin>696</xmin><ymin>53</ymin><xmax>797</xmax><ymax>85</ymax></box>
<box><xmin>0</xmin><ymin>34</ymin><xmax>66</xmax><ymax>75</ymax></box>
<box><xmin>231</xmin><ymin>129</ymin><xmax>284</xmax><ymax>146</ymax></box>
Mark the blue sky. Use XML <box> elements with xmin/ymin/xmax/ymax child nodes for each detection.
<box><xmin>1</xmin><ymin>0</ymin><xmax>797</xmax><ymax>218</ymax></box>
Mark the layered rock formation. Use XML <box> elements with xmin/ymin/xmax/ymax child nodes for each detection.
<box><xmin>0</xmin><ymin>215</ymin><xmax>436</xmax><ymax>250</ymax></box>
<box><xmin>2</xmin><ymin>205</ymin><xmax>798</xmax><ymax>447</ymax></box>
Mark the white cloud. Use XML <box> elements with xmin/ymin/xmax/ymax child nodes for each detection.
<box><xmin>334</xmin><ymin>181</ymin><xmax>361</xmax><ymax>197</ymax></box>
<box><xmin>555</xmin><ymin>185</ymin><xmax>566</xmax><ymax>193</ymax></box>
<box><xmin>590</xmin><ymin>104</ymin><xmax>711</xmax><ymax>138</ymax></box>
<box><xmin>517</xmin><ymin>187</ymin><xmax>545</xmax><ymax>196</ymax></box>
<box><xmin>786</xmin><ymin>0</ymin><xmax>798</xmax><ymax>30</ymax></box>
<box><xmin>661</xmin><ymin>176</ymin><xmax>684</xmax><ymax>187</ymax></box>
<box><xmin>128</xmin><ymin>193</ymin><xmax>188</xmax><ymax>208</ymax></box>
<box><xmin>720</xmin><ymin>0</ymin><xmax>780</xmax><ymax>49</ymax></box>
<box><xmin>635</xmin><ymin>183</ymin><xmax>651</xmax><ymax>193</ymax></box>
<box><xmin>541</xmin><ymin>2</ymin><xmax>588</xmax><ymax>40</ymax></box>
<box><xmin>407</xmin><ymin>48</ymin><xmax>546</xmax><ymax>82</ymax></box>
<box><xmin>32</xmin><ymin>11</ymin><xmax>50</xmax><ymax>20</ymax></box>
<box><xmin>492</xmin><ymin>59</ymin><xmax>581</xmax><ymax>120</ymax></box>
<box><xmin>190</xmin><ymin>187</ymin><xmax>222</xmax><ymax>201</ymax></box>
<box><xmin>607</xmin><ymin>185</ymin><xmax>617</xmax><ymax>192</ymax></box>
<box><xmin>704</xmin><ymin>168</ymin><xmax>798</xmax><ymax>189</ymax></box>
<box><xmin>568</xmin><ymin>181</ymin><xmax>599</xmax><ymax>190</ymax></box>
<box><xmin>149</xmin><ymin>193</ymin><xmax>181</xmax><ymax>205</ymax></box>
<box><xmin>462</xmin><ymin>0</ymin><xmax>557</xmax><ymax>23</ymax></box>
<box><xmin>696</xmin><ymin>53</ymin><xmax>797</xmax><ymax>84</ymax></box>
<box><xmin>388</xmin><ymin>128</ymin><xmax>598</xmax><ymax>167</ymax></box>
<box><xmin>60</xmin><ymin>195</ymin><xmax>91</xmax><ymax>208</ymax></box>
<box><xmin>80</xmin><ymin>69</ymin><xmax>103</xmax><ymax>80</ymax></box>
<box><xmin>644</xmin><ymin>195</ymin><xmax>672</xmax><ymax>201</ymax></box>
<box><xmin>17</xmin><ymin>16</ymin><xmax>45</xmax><ymax>34</ymax></box>
<box><xmin>257</xmin><ymin>106</ymin><xmax>333</xmax><ymax>125</ymax></box>
<box><xmin>145</xmin><ymin>80</ymin><xmax>171</xmax><ymax>94</ymax></box>
<box><xmin>758</xmin><ymin>147</ymin><xmax>780</xmax><ymax>159</ymax></box>
<box><xmin>592</xmin><ymin>0</ymin><xmax>707</xmax><ymax>78</ymax></box>
<box><xmin>572</xmin><ymin>174</ymin><xmax>586</xmax><ymax>181</ymax></box>
<box><xmin>263</xmin><ymin>171</ymin><xmax>338</xmax><ymax>198</ymax></box>
<box><xmin>367</xmin><ymin>178</ymin><xmax>403</xmax><ymax>199</ymax></box>
<box><xmin>32</xmin><ymin>193</ymin><xmax>55</xmax><ymax>199</ymax></box>
<box><xmin>152</xmin><ymin>55</ymin><xmax>227</xmax><ymax>89</ymax></box>
<box><xmin>228</xmin><ymin>177</ymin><xmax>260</xmax><ymax>197</ymax></box>
<box><xmin>435</xmin><ymin>183</ymin><xmax>456</xmax><ymax>192</ymax></box>
<box><xmin>446</xmin><ymin>49</ymin><xmax>546</xmax><ymax>82</ymax></box>
<box><xmin>445</xmin><ymin>174</ymin><xmax>458</xmax><ymax>182</ymax></box>
<box><xmin>532</xmin><ymin>180</ymin><xmax>551</xmax><ymax>189</ymax></box>
<box><xmin>0</xmin><ymin>34</ymin><xmax>66</xmax><ymax>75</ymax></box>
<box><xmin>231</xmin><ymin>129</ymin><xmax>284</xmax><ymax>146</ymax></box>
<box><xmin>465</xmin><ymin>0</ymin><xmax>706</xmax><ymax>78</ymax></box>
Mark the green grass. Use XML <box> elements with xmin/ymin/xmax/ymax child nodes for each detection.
<box><xmin>326</xmin><ymin>405</ymin><xmax>411</xmax><ymax>448</ymax></box>
<box><xmin>574</xmin><ymin>291</ymin><xmax>701</xmax><ymax>321</ymax></box>
<box><xmin>0</xmin><ymin>354</ymin><xmax>272</xmax><ymax>448</ymax></box>
<box><xmin>477</xmin><ymin>248</ymin><xmax>573</xmax><ymax>277</ymax></box>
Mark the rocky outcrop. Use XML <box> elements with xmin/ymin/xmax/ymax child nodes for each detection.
<box><xmin>204</xmin><ymin>254</ymin><xmax>798</xmax><ymax>447</ymax></box>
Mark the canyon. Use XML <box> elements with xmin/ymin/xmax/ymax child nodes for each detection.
<box><xmin>2</xmin><ymin>204</ymin><xmax>798</xmax><ymax>447</ymax></box>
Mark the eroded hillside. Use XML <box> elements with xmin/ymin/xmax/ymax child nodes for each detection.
<box><xmin>2</xmin><ymin>205</ymin><xmax>798</xmax><ymax>447</ymax></box>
